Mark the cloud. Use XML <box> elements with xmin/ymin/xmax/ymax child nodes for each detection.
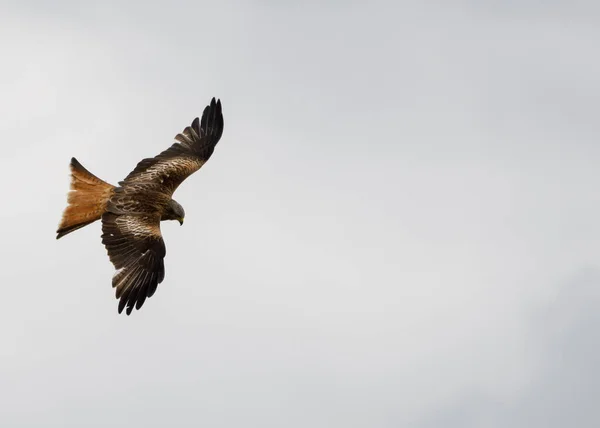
<box><xmin>418</xmin><ymin>268</ymin><xmax>600</xmax><ymax>428</ymax></box>
<box><xmin>1</xmin><ymin>1</ymin><xmax>599</xmax><ymax>427</ymax></box>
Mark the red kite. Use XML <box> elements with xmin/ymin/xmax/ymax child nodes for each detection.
<box><xmin>57</xmin><ymin>98</ymin><xmax>224</xmax><ymax>315</ymax></box>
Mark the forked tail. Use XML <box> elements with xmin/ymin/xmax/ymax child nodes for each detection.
<box><xmin>56</xmin><ymin>157</ymin><xmax>115</xmax><ymax>239</ymax></box>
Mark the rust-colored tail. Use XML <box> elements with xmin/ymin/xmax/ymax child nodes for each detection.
<box><xmin>56</xmin><ymin>157</ymin><xmax>115</xmax><ymax>239</ymax></box>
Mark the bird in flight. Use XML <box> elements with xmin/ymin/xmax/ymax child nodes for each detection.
<box><xmin>56</xmin><ymin>97</ymin><xmax>224</xmax><ymax>315</ymax></box>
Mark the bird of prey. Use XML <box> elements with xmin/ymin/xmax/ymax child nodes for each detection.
<box><xmin>56</xmin><ymin>97</ymin><xmax>224</xmax><ymax>315</ymax></box>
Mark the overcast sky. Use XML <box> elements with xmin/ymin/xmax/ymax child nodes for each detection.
<box><xmin>1</xmin><ymin>1</ymin><xmax>599</xmax><ymax>427</ymax></box>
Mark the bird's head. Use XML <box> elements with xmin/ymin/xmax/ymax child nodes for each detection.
<box><xmin>166</xmin><ymin>199</ymin><xmax>185</xmax><ymax>226</ymax></box>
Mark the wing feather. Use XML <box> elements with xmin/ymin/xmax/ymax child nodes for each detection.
<box><xmin>121</xmin><ymin>97</ymin><xmax>224</xmax><ymax>195</ymax></box>
<box><xmin>101</xmin><ymin>212</ymin><xmax>166</xmax><ymax>315</ymax></box>
<box><xmin>97</xmin><ymin>97</ymin><xmax>224</xmax><ymax>314</ymax></box>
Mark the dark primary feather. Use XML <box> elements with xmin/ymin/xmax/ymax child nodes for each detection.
<box><xmin>101</xmin><ymin>212</ymin><xmax>166</xmax><ymax>315</ymax></box>
<box><xmin>120</xmin><ymin>97</ymin><xmax>224</xmax><ymax>195</ymax></box>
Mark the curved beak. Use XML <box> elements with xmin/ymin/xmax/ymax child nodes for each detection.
<box><xmin>178</xmin><ymin>217</ymin><xmax>184</xmax><ymax>226</ymax></box>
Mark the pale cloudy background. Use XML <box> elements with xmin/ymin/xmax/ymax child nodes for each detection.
<box><xmin>1</xmin><ymin>1</ymin><xmax>599</xmax><ymax>427</ymax></box>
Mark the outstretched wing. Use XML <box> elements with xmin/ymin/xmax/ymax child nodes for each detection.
<box><xmin>121</xmin><ymin>97</ymin><xmax>224</xmax><ymax>195</ymax></box>
<box><xmin>101</xmin><ymin>211</ymin><xmax>166</xmax><ymax>315</ymax></box>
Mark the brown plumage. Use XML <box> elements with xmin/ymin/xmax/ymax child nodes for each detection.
<box><xmin>57</xmin><ymin>97</ymin><xmax>224</xmax><ymax>315</ymax></box>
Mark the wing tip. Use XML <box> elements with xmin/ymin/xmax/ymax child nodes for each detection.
<box><xmin>200</xmin><ymin>96</ymin><xmax>224</xmax><ymax>142</ymax></box>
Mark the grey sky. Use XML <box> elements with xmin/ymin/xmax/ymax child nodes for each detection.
<box><xmin>1</xmin><ymin>1</ymin><xmax>599</xmax><ymax>427</ymax></box>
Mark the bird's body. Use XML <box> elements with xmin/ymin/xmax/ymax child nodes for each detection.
<box><xmin>57</xmin><ymin>98</ymin><xmax>224</xmax><ymax>315</ymax></box>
